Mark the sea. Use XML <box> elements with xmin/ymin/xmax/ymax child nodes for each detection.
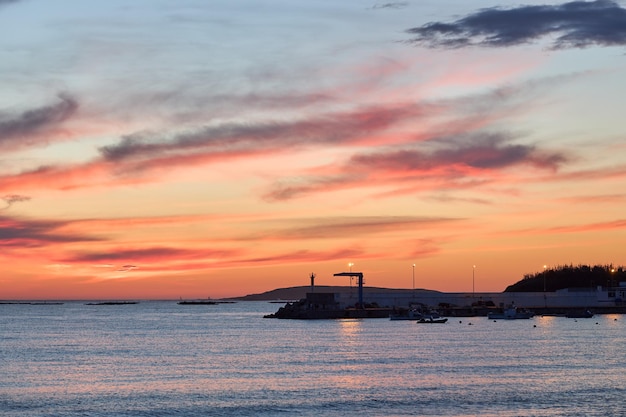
<box><xmin>1</xmin><ymin>300</ymin><xmax>625</xmax><ymax>417</ymax></box>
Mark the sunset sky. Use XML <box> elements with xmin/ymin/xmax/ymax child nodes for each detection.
<box><xmin>1</xmin><ymin>0</ymin><xmax>625</xmax><ymax>300</ymax></box>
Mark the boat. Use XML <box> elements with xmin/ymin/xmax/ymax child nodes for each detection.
<box><xmin>416</xmin><ymin>311</ymin><xmax>448</xmax><ymax>323</ymax></box>
<box><xmin>416</xmin><ymin>316</ymin><xmax>448</xmax><ymax>324</ymax></box>
<box><xmin>487</xmin><ymin>304</ymin><xmax>534</xmax><ymax>320</ymax></box>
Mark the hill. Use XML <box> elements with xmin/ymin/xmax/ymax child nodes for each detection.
<box><xmin>231</xmin><ymin>285</ymin><xmax>440</xmax><ymax>301</ymax></box>
<box><xmin>505</xmin><ymin>264</ymin><xmax>625</xmax><ymax>292</ymax></box>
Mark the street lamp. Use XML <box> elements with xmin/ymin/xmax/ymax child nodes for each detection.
<box><xmin>543</xmin><ymin>265</ymin><xmax>547</xmax><ymax>292</ymax></box>
<box><xmin>412</xmin><ymin>264</ymin><xmax>415</xmax><ymax>290</ymax></box>
<box><xmin>472</xmin><ymin>265</ymin><xmax>476</xmax><ymax>298</ymax></box>
<box><xmin>611</xmin><ymin>268</ymin><xmax>615</xmax><ymax>289</ymax></box>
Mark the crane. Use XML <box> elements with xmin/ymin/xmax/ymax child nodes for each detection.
<box><xmin>334</xmin><ymin>271</ymin><xmax>364</xmax><ymax>309</ymax></box>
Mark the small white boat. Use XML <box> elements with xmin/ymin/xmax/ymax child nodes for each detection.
<box><xmin>416</xmin><ymin>316</ymin><xmax>448</xmax><ymax>324</ymax></box>
<box><xmin>488</xmin><ymin>305</ymin><xmax>534</xmax><ymax>320</ymax></box>
<box><xmin>416</xmin><ymin>311</ymin><xmax>448</xmax><ymax>323</ymax></box>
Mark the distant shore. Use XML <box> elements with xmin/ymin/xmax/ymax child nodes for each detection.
<box><xmin>231</xmin><ymin>285</ymin><xmax>437</xmax><ymax>302</ymax></box>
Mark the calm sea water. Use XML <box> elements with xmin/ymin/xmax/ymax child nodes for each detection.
<box><xmin>1</xmin><ymin>300</ymin><xmax>625</xmax><ymax>416</ymax></box>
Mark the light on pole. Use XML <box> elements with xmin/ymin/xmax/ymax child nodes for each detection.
<box><xmin>412</xmin><ymin>264</ymin><xmax>415</xmax><ymax>290</ymax></box>
<box><xmin>472</xmin><ymin>265</ymin><xmax>476</xmax><ymax>298</ymax></box>
<box><xmin>543</xmin><ymin>265</ymin><xmax>547</xmax><ymax>292</ymax></box>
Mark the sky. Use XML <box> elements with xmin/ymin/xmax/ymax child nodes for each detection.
<box><xmin>1</xmin><ymin>0</ymin><xmax>626</xmax><ymax>300</ymax></box>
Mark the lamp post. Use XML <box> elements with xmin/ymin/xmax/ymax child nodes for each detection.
<box><xmin>472</xmin><ymin>265</ymin><xmax>476</xmax><ymax>299</ymax></box>
<box><xmin>543</xmin><ymin>265</ymin><xmax>548</xmax><ymax>310</ymax></box>
<box><xmin>412</xmin><ymin>264</ymin><xmax>415</xmax><ymax>290</ymax></box>
<box><xmin>611</xmin><ymin>268</ymin><xmax>615</xmax><ymax>287</ymax></box>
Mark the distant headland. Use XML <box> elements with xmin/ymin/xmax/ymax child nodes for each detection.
<box><xmin>505</xmin><ymin>264</ymin><xmax>624</xmax><ymax>292</ymax></box>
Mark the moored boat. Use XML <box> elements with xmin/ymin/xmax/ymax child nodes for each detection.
<box><xmin>416</xmin><ymin>316</ymin><xmax>448</xmax><ymax>324</ymax></box>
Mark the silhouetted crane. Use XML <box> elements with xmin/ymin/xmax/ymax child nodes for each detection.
<box><xmin>334</xmin><ymin>271</ymin><xmax>364</xmax><ymax>308</ymax></box>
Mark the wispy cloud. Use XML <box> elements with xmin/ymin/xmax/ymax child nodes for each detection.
<box><xmin>62</xmin><ymin>246</ymin><xmax>239</xmax><ymax>263</ymax></box>
<box><xmin>371</xmin><ymin>2</ymin><xmax>409</xmax><ymax>10</ymax></box>
<box><xmin>265</xmin><ymin>132</ymin><xmax>569</xmax><ymax>200</ymax></box>
<box><xmin>0</xmin><ymin>215</ymin><xmax>101</xmax><ymax>247</ymax></box>
<box><xmin>98</xmin><ymin>103</ymin><xmax>432</xmax><ymax>162</ymax></box>
<box><xmin>514</xmin><ymin>218</ymin><xmax>626</xmax><ymax>236</ymax></box>
<box><xmin>557</xmin><ymin>193</ymin><xmax>626</xmax><ymax>204</ymax></box>
<box><xmin>353</xmin><ymin>132</ymin><xmax>567</xmax><ymax>170</ymax></box>
<box><xmin>0</xmin><ymin>74</ymin><xmax>575</xmax><ymax>200</ymax></box>
<box><xmin>0</xmin><ymin>94</ymin><xmax>79</xmax><ymax>149</ymax></box>
<box><xmin>1</xmin><ymin>194</ymin><xmax>30</xmax><ymax>210</ymax></box>
<box><xmin>250</xmin><ymin>216</ymin><xmax>462</xmax><ymax>240</ymax></box>
<box><xmin>406</xmin><ymin>0</ymin><xmax>626</xmax><ymax>49</ymax></box>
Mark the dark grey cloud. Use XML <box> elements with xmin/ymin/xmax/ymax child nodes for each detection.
<box><xmin>406</xmin><ymin>0</ymin><xmax>626</xmax><ymax>49</ymax></box>
<box><xmin>98</xmin><ymin>104</ymin><xmax>429</xmax><ymax>162</ymax></box>
<box><xmin>264</xmin><ymin>132</ymin><xmax>569</xmax><ymax>200</ymax></box>
<box><xmin>64</xmin><ymin>247</ymin><xmax>191</xmax><ymax>262</ymax></box>
<box><xmin>0</xmin><ymin>215</ymin><xmax>101</xmax><ymax>247</ymax></box>
<box><xmin>0</xmin><ymin>93</ymin><xmax>79</xmax><ymax>147</ymax></box>
<box><xmin>62</xmin><ymin>247</ymin><xmax>234</xmax><ymax>263</ymax></box>
<box><xmin>353</xmin><ymin>132</ymin><xmax>568</xmax><ymax>170</ymax></box>
<box><xmin>0</xmin><ymin>0</ymin><xmax>20</xmax><ymax>6</ymax></box>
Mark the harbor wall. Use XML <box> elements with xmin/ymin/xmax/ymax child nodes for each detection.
<box><xmin>335</xmin><ymin>286</ymin><xmax>626</xmax><ymax>310</ymax></box>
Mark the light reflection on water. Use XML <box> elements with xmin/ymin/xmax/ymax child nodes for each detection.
<box><xmin>1</xmin><ymin>301</ymin><xmax>625</xmax><ymax>416</ymax></box>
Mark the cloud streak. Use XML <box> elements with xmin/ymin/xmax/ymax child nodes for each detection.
<box><xmin>62</xmin><ymin>246</ymin><xmax>239</xmax><ymax>263</ymax></box>
<box><xmin>250</xmin><ymin>216</ymin><xmax>461</xmax><ymax>240</ymax></box>
<box><xmin>406</xmin><ymin>0</ymin><xmax>626</xmax><ymax>49</ymax></box>
<box><xmin>265</xmin><ymin>132</ymin><xmax>569</xmax><ymax>200</ymax></box>
<box><xmin>0</xmin><ymin>94</ymin><xmax>79</xmax><ymax>150</ymax></box>
<box><xmin>98</xmin><ymin>103</ymin><xmax>432</xmax><ymax>162</ymax></box>
<box><xmin>1</xmin><ymin>194</ymin><xmax>30</xmax><ymax>210</ymax></box>
<box><xmin>371</xmin><ymin>2</ymin><xmax>409</xmax><ymax>10</ymax></box>
<box><xmin>0</xmin><ymin>215</ymin><xmax>101</xmax><ymax>247</ymax></box>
